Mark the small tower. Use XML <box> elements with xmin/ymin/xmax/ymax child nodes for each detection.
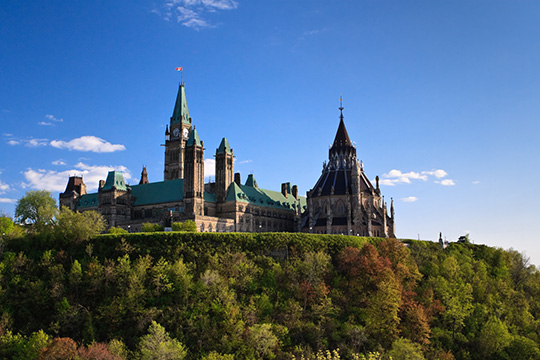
<box><xmin>164</xmin><ymin>83</ymin><xmax>193</xmax><ymax>181</ymax></box>
<box><xmin>139</xmin><ymin>166</ymin><xmax>149</xmax><ymax>185</ymax></box>
<box><xmin>183</xmin><ymin>128</ymin><xmax>205</xmax><ymax>216</ymax></box>
<box><xmin>98</xmin><ymin>171</ymin><xmax>131</xmax><ymax>227</ymax></box>
<box><xmin>59</xmin><ymin>175</ymin><xmax>87</xmax><ymax>210</ymax></box>
<box><xmin>215</xmin><ymin>137</ymin><xmax>234</xmax><ymax>203</ymax></box>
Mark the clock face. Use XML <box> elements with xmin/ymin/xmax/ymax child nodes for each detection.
<box><xmin>183</xmin><ymin>128</ymin><xmax>189</xmax><ymax>140</ymax></box>
<box><xmin>173</xmin><ymin>128</ymin><xmax>180</xmax><ymax>138</ymax></box>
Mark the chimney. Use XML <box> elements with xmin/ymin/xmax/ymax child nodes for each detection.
<box><xmin>99</xmin><ymin>180</ymin><xmax>105</xmax><ymax>190</ymax></box>
<box><xmin>234</xmin><ymin>173</ymin><xmax>241</xmax><ymax>186</ymax></box>
<box><xmin>281</xmin><ymin>182</ymin><xmax>291</xmax><ymax>198</ymax></box>
<box><xmin>292</xmin><ymin>185</ymin><xmax>298</xmax><ymax>200</ymax></box>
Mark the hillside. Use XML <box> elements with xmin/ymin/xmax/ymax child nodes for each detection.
<box><xmin>1</xmin><ymin>232</ymin><xmax>539</xmax><ymax>359</ymax></box>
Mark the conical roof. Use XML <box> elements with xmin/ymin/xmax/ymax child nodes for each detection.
<box><xmin>171</xmin><ymin>84</ymin><xmax>191</xmax><ymax>125</ymax></box>
<box><xmin>186</xmin><ymin>127</ymin><xmax>202</xmax><ymax>147</ymax></box>
<box><xmin>217</xmin><ymin>137</ymin><xmax>232</xmax><ymax>154</ymax></box>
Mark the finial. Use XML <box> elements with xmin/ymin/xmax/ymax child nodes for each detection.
<box><xmin>339</xmin><ymin>93</ymin><xmax>344</xmax><ymax>120</ymax></box>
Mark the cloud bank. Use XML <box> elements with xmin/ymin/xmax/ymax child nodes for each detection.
<box><xmin>50</xmin><ymin>136</ymin><xmax>126</xmax><ymax>153</ymax></box>
<box><xmin>380</xmin><ymin>168</ymin><xmax>455</xmax><ymax>186</ymax></box>
<box><xmin>23</xmin><ymin>162</ymin><xmax>132</xmax><ymax>193</ymax></box>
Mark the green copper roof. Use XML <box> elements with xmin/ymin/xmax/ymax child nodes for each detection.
<box><xmin>76</xmin><ymin>193</ymin><xmax>99</xmax><ymax>209</ymax></box>
<box><xmin>171</xmin><ymin>84</ymin><xmax>191</xmax><ymax>125</ymax></box>
<box><xmin>131</xmin><ymin>179</ymin><xmax>183</xmax><ymax>206</ymax></box>
<box><xmin>102</xmin><ymin>171</ymin><xmax>128</xmax><ymax>191</ymax></box>
<box><xmin>225</xmin><ymin>178</ymin><xmax>307</xmax><ymax>211</ymax></box>
<box><xmin>217</xmin><ymin>137</ymin><xmax>232</xmax><ymax>154</ymax></box>
<box><xmin>186</xmin><ymin>128</ymin><xmax>202</xmax><ymax>147</ymax></box>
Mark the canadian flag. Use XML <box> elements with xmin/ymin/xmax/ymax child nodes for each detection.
<box><xmin>176</xmin><ymin>67</ymin><xmax>183</xmax><ymax>71</ymax></box>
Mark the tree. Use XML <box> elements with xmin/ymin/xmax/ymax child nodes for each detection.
<box><xmin>108</xmin><ymin>227</ymin><xmax>128</xmax><ymax>235</ymax></box>
<box><xmin>138</xmin><ymin>321</ymin><xmax>187</xmax><ymax>360</ymax></box>
<box><xmin>387</xmin><ymin>338</ymin><xmax>425</xmax><ymax>360</ymax></box>
<box><xmin>141</xmin><ymin>222</ymin><xmax>164</xmax><ymax>232</ymax></box>
<box><xmin>0</xmin><ymin>216</ymin><xmax>14</xmax><ymax>236</ymax></box>
<box><xmin>14</xmin><ymin>190</ymin><xmax>57</xmax><ymax>232</ymax></box>
<box><xmin>55</xmin><ymin>207</ymin><xmax>106</xmax><ymax>243</ymax></box>
<box><xmin>172</xmin><ymin>220</ymin><xmax>197</xmax><ymax>232</ymax></box>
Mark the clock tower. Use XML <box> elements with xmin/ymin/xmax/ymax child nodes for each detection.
<box><xmin>164</xmin><ymin>83</ymin><xmax>192</xmax><ymax>180</ymax></box>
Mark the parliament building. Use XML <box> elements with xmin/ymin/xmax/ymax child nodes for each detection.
<box><xmin>59</xmin><ymin>83</ymin><xmax>395</xmax><ymax>237</ymax></box>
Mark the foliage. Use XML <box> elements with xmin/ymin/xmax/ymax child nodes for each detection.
<box><xmin>138</xmin><ymin>321</ymin><xmax>186</xmax><ymax>360</ymax></box>
<box><xmin>55</xmin><ymin>207</ymin><xmax>106</xmax><ymax>243</ymax></box>
<box><xmin>141</xmin><ymin>222</ymin><xmax>164</xmax><ymax>232</ymax></box>
<box><xmin>108</xmin><ymin>227</ymin><xmax>128</xmax><ymax>235</ymax></box>
<box><xmin>387</xmin><ymin>338</ymin><xmax>425</xmax><ymax>360</ymax></box>
<box><xmin>14</xmin><ymin>190</ymin><xmax>57</xmax><ymax>232</ymax></box>
<box><xmin>0</xmin><ymin>216</ymin><xmax>14</xmax><ymax>236</ymax></box>
<box><xmin>0</xmin><ymin>231</ymin><xmax>539</xmax><ymax>360</ymax></box>
<box><xmin>172</xmin><ymin>220</ymin><xmax>197</xmax><ymax>232</ymax></box>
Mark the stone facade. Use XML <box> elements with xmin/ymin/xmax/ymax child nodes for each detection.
<box><xmin>60</xmin><ymin>83</ymin><xmax>306</xmax><ymax>233</ymax></box>
<box><xmin>301</xmin><ymin>102</ymin><xmax>396</xmax><ymax>237</ymax></box>
<box><xmin>60</xmin><ymin>84</ymin><xmax>395</xmax><ymax>237</ymax></box>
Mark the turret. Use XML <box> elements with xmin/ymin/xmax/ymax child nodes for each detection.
<box><xmin>184</xmin><ymin>128</ymin><xmax>204</xmax><ymax>216</ymax></box>
<box><xmin>215</xmin><ymin>137</ymin><xmax>234</xmax><ymax>203</ymax></box>
<box><xmin>139</xmin><ymin>166</ymin><xmax>149</xmax><ymax>185</ymax></box>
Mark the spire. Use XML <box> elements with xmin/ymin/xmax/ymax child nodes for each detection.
<box><xmin>330</xmin><ymin>95</ymin><xmax>354</xmax><ymax>155</ymax></box>
<box><xmin>217</xmin><ymin>137</ymin><xmax>233</xmax><ymax>154</ymax></box>
<box><xmin>139</xmin><ymin>166</ymin><xmax>149</xmax><ymax>185</ymax></box>
<box><xmin>171</xmin><ymin>83</ymin><xmax>191</xmax><ymax>125</ymax></box>
<box><xmin>186</xmin><ymin>127</ymin><xmax>202</xmax><ymax>147</ymax></box>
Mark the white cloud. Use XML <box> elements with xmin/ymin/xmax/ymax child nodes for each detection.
<box><xmin>380</xmin><ymin>169</ymin><xmax>427</xmax><ymax>186</ymax></box>
<box><xmin>26</xmin><ymin>138</ymin><xmax>49</xmax><ymax>147</ymax></box>
<box><xmin>156</xmin><ymin>0</ymin><xmax>238</xmax><ymax>29</ymax></box>
<box><xmin>237</xmin><ymin>159</ymin><xmax>253</xmax><ymax>165</ymax></box>
<box><xmin>472</xmin><ymin>180</ymin><xmax>480</xmax><ymax>184</ymax></box>
<box><xmin>22</xmin><ymin>162</ymin><xmax>132</xmax><ymax>193</ymax></box>
<box><xmin>0</xmin><ymin>198</ymin><xmax>16</xmax><ymax>204</ymax></box>
<box><xmin>436</xmin><ymin>179</ymin><xmax>455</xmax><ymax>186</ymax></box>
<box><xmin>0</xmin><ymin>180</ymin><xmax>10</xmax><ymax>194</ymax></box>
<box><xmin>50</xmin><ymin>136</ymin><xmax>126</xmax><ymax>153</ymax></box>
<box><xmin>45</xmin><ymin>114</ymin><xmax>63</xmax><ymax>123</ymax></box>
<box><xmin>7</xmin><ymin>140</ymin><xmax>20</xmax><ymax>146</ymax></box>
<box><xmin>52</xmin><ymin>160</ymin><xmax>66</xmax><ymax>166</ymax></box>
<box><xmin>381</xmin><ymin>168</ymin><xmax>456</xmax><ymax>186</ymax></box>
<box><xmin>401</xmin><ymin>196</ymin><xmax>418</xmax><ymax>203</ymax></box>
<box><xmin>421</xmin><ymin>169</ymin><xmax>447</xmax><ymax>178</ymax></box>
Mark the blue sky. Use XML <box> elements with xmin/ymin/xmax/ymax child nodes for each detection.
<box><xmin>1</xmin><ymin>1</ymin><xmax>539</xmax><ymax>265</ymax></box>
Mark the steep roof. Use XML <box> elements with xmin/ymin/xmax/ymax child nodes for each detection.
<box><xmin>217</xmin><ymin>137</ymin><xmax>232</xmax><ymax>154</ymax></box>
<box><xmin>330</xmin><ymin>116</ymin><xmax>355</xmax><ymax>155</ymax></box>
<box><xmin>131</xmin><ymin>179</ymin><xmax>183</xmax><ymax>206</ymax></box>
<box><xmin>225</xmin><ymin>176</ymin><xmax>307</xmax><ymax>211</ymax></box>
<box><xmin>186</xmin><ymin>127</ymin><xmax>202</xmax><ymax>147</ymax></box>
<box><xmin>76</xmin><ymin>193</ymin><xmax>99</xmax><ymax>209</ymax></box>
<box><xmin>171</xmin><ymin>83</ymin><xmax>191</xmax><ymax>125</ymax></box>
<box><xmin>101</xmin><ymin>171</ymin><xmax>128</xmax><ymax>191</ymax></box>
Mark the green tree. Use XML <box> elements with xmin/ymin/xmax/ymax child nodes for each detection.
<box><xmin>0</xmin><ymin>216</ymin><xmax>14</xmax><ymax>236</ymax></box>
<box><xmin>141</xmin><ymin>222</ymin><xmax>164</xmax><ymax>232</ymax></box>
<box><xmin>108</xmin><ymin>227</ymin><xmax>128</xmax><ymax>235</ymax></box>
<box><xmin>14</xmin><ymin>190</ymin><xmax>57</xmax><ymax>232</ymax></box>
<box><xmin>477</xmin><ymin>316</ymin><xmax>512</xmax><ymax>358</ymax></box>
<box><xmin>55</xmin><ymin>207</ymin><xmax>106</xmax><ymax>243</ymax></box>
<box><xmin>138</xmin><ymin>321</ymin><xmax>187</xmax><ymax>360</ymax></box>
<box><xmin>172</xmin><ymin>220</ymin><xmax>197</xmax><ymax>232</ymax></box>
<box><xmin>387</xmin><ymin>338</ymin><xmax>425</xmax><ymax>360</ymax></box>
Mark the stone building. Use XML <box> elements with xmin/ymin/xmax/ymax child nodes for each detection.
<box><xmin>59</xmin><ymin>83</ymin><xmax>306</xmax><ymax>233</ymax></box>
<box><xmin>301</xmin><ymin>100</ymin><xmax>396</xmax><ymax>237</ymax></box>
